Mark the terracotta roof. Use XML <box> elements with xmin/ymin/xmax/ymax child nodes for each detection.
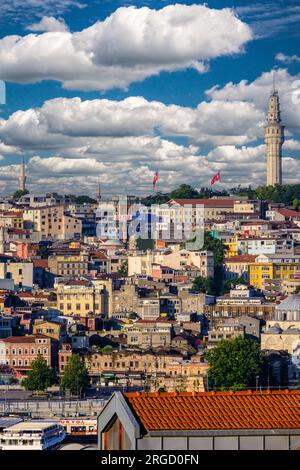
<box><xmin>89</xmin><ymin>251</ymin><xmax>108</xmax><ymax>260</ymax></box>
<box><xmin>3</xmin><ymin>334</ymin><xmax>50</xmax><ymax>343</ymax></box>
<box><xmin>278</xmin><ymin>208</ymin><xmax>300</xmax><ymax>218</ymax></box>
<box><xmin>241</xmin><ymin>220</ymin><xmax>269</xmax><ymax>226</ymax></box>
<box><xmin>224</xmin><ymin>255</ymin><xmax>256</xmax><ymax>263</ymax></box>
<box><xmin>33</xmin><ymin>259</ymin><xmax>49</xmax><ymax>268</ymax></box>
<box><xmin>171</xmin><ymin>199</ymin><xmax>234</xmax><ymax>207</ymax></box>
<box><xmin>17</xmin><ymin>292</ymin><xmax>34</xmax><ymax>298</ymax></box>
<box><xmin>124</xmin><ymin>390</ymin><xmax>300</xmax><ymax>431</ymax></box>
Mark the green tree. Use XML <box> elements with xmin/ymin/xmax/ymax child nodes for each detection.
<box><xmin>65</xmin><ymin>194</ymin><xmax>97</xmax><ymax>204</ymax></box>
<box><xmin>61</xmin><ymin>354</ymin><xmax>90</xmax><ymax>395</ymax></box>
<box><xmin>293</xmin><ymin>199</ymin><xmax>300</xmax><ymax>212</ymax></box>
<box><xmin>141</xmin><ymin>192</ymin><xmax>170</xmax><ymax>206</ymax></box>
<box><xmin>294</xmin><ymin>286</ymin><xmax>300</xmax><ymax>294</ymax></box>
<box><xmin>203</xmin><ymin>232</ymin><xmax>226</xmax><ymax>296</ymax></box>
<box><xmin>206</xmin><ymin>337</ymin><xmax>264</xmax><ymax>390</ymax></box>
<box><xmin>223</xmin><ymin>275</ymin><xmax>244</xmax><ymax>293</ymax></box>
<box><xmin>170</xmin><ymin>184</ymin><xmax>200</xmax><ymax>199</ymax></box>
<box><xmin>37</xmin><ymin>245</ymin><xmax>49</xmax><ymax>259</ymax></box>
<box><xmin>203</xmin><ymin>232</ymin><xmax>226</xmax><ymax>266</ymax></box>
<box><xmin>12</xmin><ymin>189</ymin><xmax>29</xmax><ymax>200</ymax></box>
<box><xmin>118</xmin><ymin>261</ymin><xmax>128</xmax><ymax>276</ymax></box>
<box><xmin>22</xmin><ymin>355</ymin><xmax>55</xmax><ymax>392</ymax></box>
<box><xmin>192</xmin><ymin>276</ymin><xmax>215</xmax><ymax>295</ymax></box>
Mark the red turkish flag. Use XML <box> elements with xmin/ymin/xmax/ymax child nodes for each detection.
<box><xmin>153</xmin><ymin>171</ymin><xmax>159</xmax><ymax>188</ymax></box>
<box><xmin>210</xmin><ymin>171</ymin><xmax>221</xmax><ymax>185</ymax></box>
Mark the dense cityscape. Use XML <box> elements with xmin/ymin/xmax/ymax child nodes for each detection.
<box><xmin>0</xmin><ymin>0</ymin><xmax>299</xmax><ymax>457</ymax></box>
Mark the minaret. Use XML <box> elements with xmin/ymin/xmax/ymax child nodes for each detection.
<box><xmin>264</xmin><ymin>84</ymin><xmax>284</xmax><ymax>186</ymax></box>
<box><xmin>19</xmin><ymin>155</ymin><xmax>26</xmax><ymax>192</ymax></box>
<box><xmin>97</xmin><ymin>181</ymin><xmax>101</xmax><ymax>203</ymax></box>
<box><xmin>0</xmin><ymin>226</ymin><xmax>5</xmax><ymax>254</ymax></box>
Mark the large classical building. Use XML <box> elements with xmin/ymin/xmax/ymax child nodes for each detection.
<box><xmin>265</xmin><ymin>88</ymin><xmax>284</xmax><ymax>186</ymax></box>
<box><xmin>56</xmin><ymin>278</ymin><xmax>113</xmax><ymax>317</ymax></box>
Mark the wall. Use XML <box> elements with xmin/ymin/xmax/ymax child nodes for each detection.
<box><xmin>136</xmin><ymin>433</ymin><xmax>300</xmax><ymax>450</ymax></box>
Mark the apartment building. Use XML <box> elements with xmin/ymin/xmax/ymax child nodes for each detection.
<box><xmin>168</xmin><ymin>198</ymin><xmax>235</xmax><ymax>223</ymax></box>
<box><xmin>0</xmin><ymin>334</ymin><xmax>57</xmax><ymax>371</ymax></box>
<box><xmin>126</xmin><ymin>319</ymin><xmax>173</xmax><ymax>349</ymax></box>
<box><xmin>207</xmin><ymin>322</ymin><xmax>245</xmax><ymax>348</ymax></box>
<box><xmin>237</xmin><ymin>236</ymin><xmax>294</xmax><ymax>256</ymax></box>
<box><xmin>0</xmin><ymin>212</ymin><xmax>24</xmax><ymax>229</ymax></box>
<box><xmin>223</xmin><ymin>254</ymin><xmax>256</xmax><ymax>282</ymax></box>
<box><xmin>56</xmin><ymin>278</ymin><xmax>113</xmax><ymax>317</ymax></box>
<box><xmin>48</xmin><ymin>253</ymin><xmax>89</xmax><ymax>278</ymax></box>
<box><xmin>128</xmin><ymin>246</ymin><xmax>214</xmax><ymax>278</ymax></box>
<box><xmin>0</xmin><ymin>260</ymin><xmax>33</xmax><ymax>289</ymax></box>
<box><xmin>23</xmin><ymin>206</ymin><xmax>82</xmax><ymax>240</ymax></box>
<box><xmin>32</xmin><ymin>319</ymin><xmax>67</xmax><ymax>343</ymax></box>
<box><xmin>249</xmin><ymin>254</ymin><xmax>300</xmax><ymax>291</ymax></box>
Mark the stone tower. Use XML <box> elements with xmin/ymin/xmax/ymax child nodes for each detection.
<box><xmin>264</xmin><ymin>89</ymin><xmax>284</xmax><ymax>186</ymax></box>
<box><xmin>0</xmin><ymin>226</ymin><xmax>5</xmax><ymax>254</ymax></box>
<box><xmin>19</xmin><ymin>155</ymin><xmax>26</xmax><ymax>192</ymax></box>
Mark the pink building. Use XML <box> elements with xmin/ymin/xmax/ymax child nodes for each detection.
<box><xmin>16</xmin><ymin>242</ymin><xmax>39</xmax><ymax>260</ymax></box>
<box><xmin>0</xmin><ymin>334</ymin><xmax>57</xmax><ymax>372</ymax></box>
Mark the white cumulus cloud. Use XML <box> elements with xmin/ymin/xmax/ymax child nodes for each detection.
<box><xmin>26</xmin><ymin>16</ymin><xmax>69</xmax><ymax>33</ymax></box>
<box><xmin>0</xmin><ymin>4</ymin><xmax>253</xmax><ymax>91</ymax></box>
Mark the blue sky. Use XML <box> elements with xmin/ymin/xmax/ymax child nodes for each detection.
<box><xmin>0</xmin><ymin>0</ymin><xmax>299</xmax><ymax>196</ymax></box>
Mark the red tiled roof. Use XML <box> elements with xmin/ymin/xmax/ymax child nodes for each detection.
<box><xmin>278</xmin><ymin>208</ymin><xmax>300</xmax><ymax>218</ymax></box>
<box><xmin>7</xmin><ymin>229</ymin><xmax>28</xmax><ymax>234</ymax></box>
<box><xmin>33</xmin><ymin>259</ymin><xmax>49</xmax><ymax>268</ymax></box>
<box><xmin>241</xmin><ymin>220</ymin><xmax>269</xmax><ymax>226</ymax></box>
<box><xmin>35</xmin><ymin>292</ymin><xmax>49</xmax><ymax>299</ymax></box>
<box><xmin>135</xmin><ymin>319</ymin><xmax>171</xmax><ymax>324</ymax></box>
<box><xmin>124</xmin><ymin>390</ymin><xmax>300</xmax><ymax>431</ymax></box>
<box><xmin>89</xmin><ymin>251</ymin><xmax>108</xmax><ymax>260</ymax></box>
<box><xmin>17</xmin><ymin>292</ymin><xmax>34</xmax><ymax>298</ymax></box>
<box><xmin>224</xmin><ymin>255</ymin><xmax>256</xmax><ymax>263</ymax></box>
<box><xmin>3</xmin><ymin>334</ymin><xmax>50</xmax><ymax>343</ymax></box>
<box><xmin>171</xmin><ymin>199</ymin><xmax>234</xmax><ymax>207</ymax></box>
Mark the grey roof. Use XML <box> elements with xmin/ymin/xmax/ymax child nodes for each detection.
<box><xmin>276</xmin><ymin>295</ymin><xmax>300</xmax><ymax>312</ymax></box>
<box><xmin>267</xmin><ymin>326</ymin><xmax>283</xmax><ymax>334</ymax></box>
<box><xmin>282</xmin><ymin>328</ymin><xmax>300</xmax><ymax>334</ymax></box>
<box><xmin>0</xmin><ymin>417</ymin><xmax>23</xmax><ymax>429</ymax></box>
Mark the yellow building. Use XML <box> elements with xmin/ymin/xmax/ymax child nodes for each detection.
<box><xmin>33</xmin><ymin>319</ymin><xmax>67</xmax><ymax>342</ymax></box>
<box><xmin>249</xmin><ymin>254</ymin><xmax>300</xmax><ymax>290</ymax></box>
<box><xmin>56</xmin><ymin>278</ymin><xmax>113</xmax><ymax>317</ymax></box>
<box><xmin>0</xmin><ymin>212</ymin><xmax>24</xmax><ymax>229</ymax></box>
<box><xmin>224</xmin><ymin>237</ymin><xmax>238</xmax><ymax>258</ymax></box>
